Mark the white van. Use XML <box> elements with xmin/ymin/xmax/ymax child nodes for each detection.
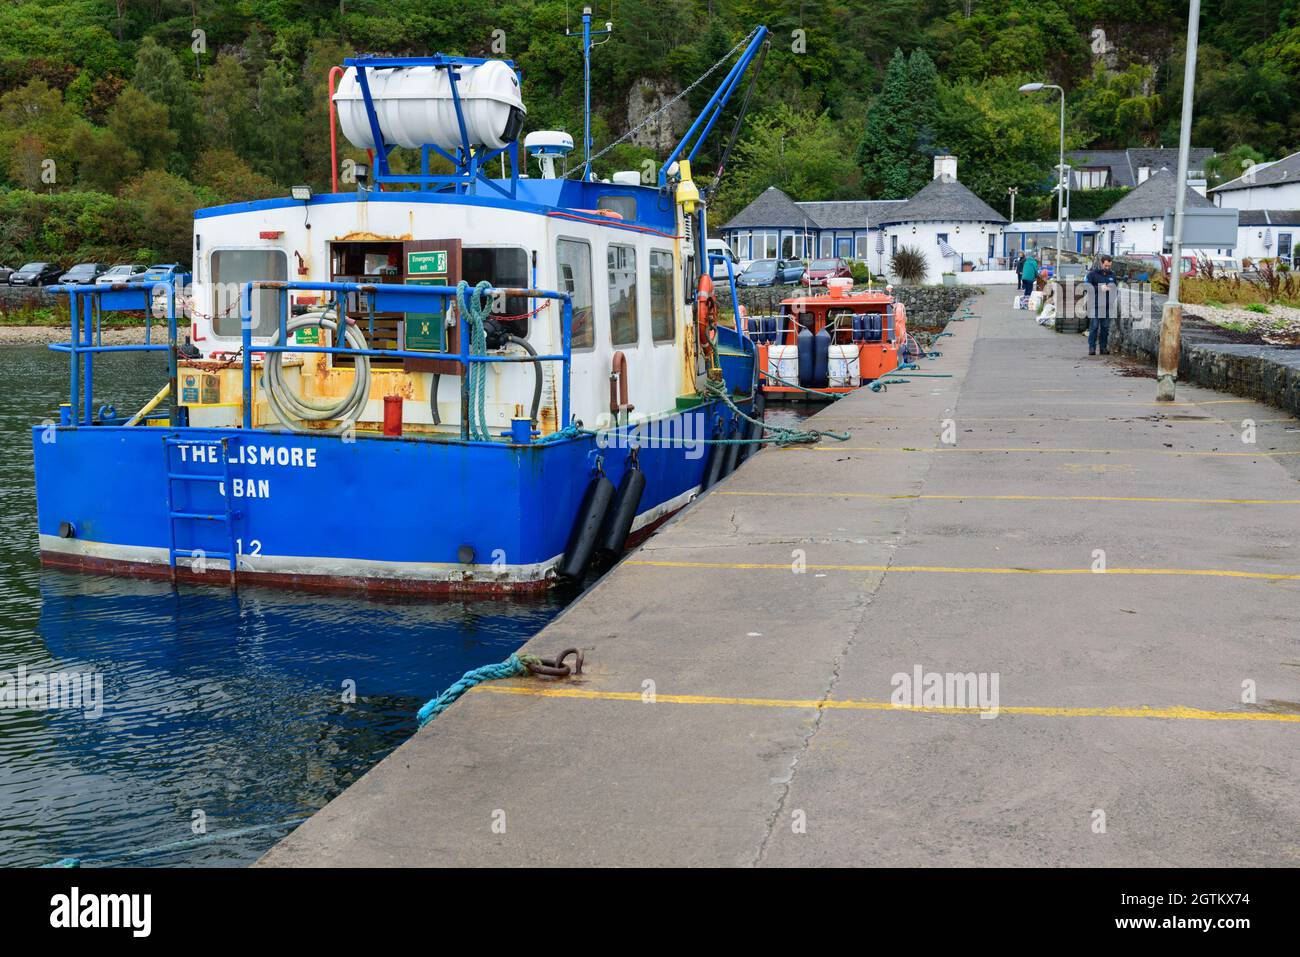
<box><xmin>706</xmin><ymin>239</ymin><xmax>741</xmax><ymax>281</ymax></box>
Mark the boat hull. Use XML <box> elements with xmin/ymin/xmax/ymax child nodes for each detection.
<box><xmin>32</xmin><ymin>401</ymin><xmax>740</xmax><ymax>594</ymax></box>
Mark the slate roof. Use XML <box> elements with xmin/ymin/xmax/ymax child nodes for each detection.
<box><xmin>720</xmin><ymin>186</ymin><xmax>813</xmax><ymax>229</ymax></box>
<box><xmin>1068</xmin><ymin>147</ymin><xmax>1214</xmax><ymax>188</ymax></box>
<box><xmin>793</xmin><ymin>200</ymin><xmax>871</xmax><ymax>229</ymax></box>
<box><xmin>1095</xmin><ymin>167</ymin><xmax>1214</xmax><ymax>222</ymax></box>
<box><xmin>1235</xmin><ymin>209</ymin><xmax>1300</xmax><ymax>227</ymax></box>
<box><xmin>1209</xmin><ymin>150</ymin><xmax>1300</xmax><ymax>194</ymax></box>
<box><xmin>872</xmin><ymin>177</ymin><xmax>1007</xmax><ymax>225</ymax></box>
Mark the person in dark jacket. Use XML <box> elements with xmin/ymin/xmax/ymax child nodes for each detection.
<box><xmin>1084</xmin><ymin>254</ymin><xmax>1119</xmax><ymax>355</ymax></box>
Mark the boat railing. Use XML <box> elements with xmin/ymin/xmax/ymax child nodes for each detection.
<box><xmin>240</xmin><ymin>280</ymin><xmax>574</xmax><ymax>439</ymax></box>
<box><xmin>47</xmin><ymin>279</ymin><xmax>186</xmax><ymax>427</ymax></box>
<box><xmin>743</xmin><ymin>309</ymin><xmax>896</xmax><ymax>345</ymax></box>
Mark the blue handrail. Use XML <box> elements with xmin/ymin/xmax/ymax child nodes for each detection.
<box><xmin>239</xmin><ymin>279</ymin><xmax>573</xmax><ymax>439</ymax></box>
<box><xmin>46</xmin><ymin>279</ymin><xmax>183</xmax><ymax>426</ymax></box>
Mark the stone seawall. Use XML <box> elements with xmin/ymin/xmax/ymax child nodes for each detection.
<box><xmin>718</xmin><ymin>283</ymin><xmax>975</xmax><ymax>327</ymax></box>
<box><xmin>1110</xmin><ymin>290</ymin><xmax>1300</xmax><ymax>418</ymax></box>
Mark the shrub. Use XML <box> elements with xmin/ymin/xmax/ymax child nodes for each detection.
<box><xmin>889</xmin><ymin>245</ymin><xmax>929</xmax><ymax>284</ymax></box>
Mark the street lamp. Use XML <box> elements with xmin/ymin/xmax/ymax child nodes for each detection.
<box><xmin>1020</xmin><ymin>81</ymin><xmax>1067</xmax><ymax>280</ymax></box>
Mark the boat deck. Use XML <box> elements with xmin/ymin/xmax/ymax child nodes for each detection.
<box><xmin>259</xmin><ymin>288</ymin><xmax>1300</xmax><ymax>867</ymax></box>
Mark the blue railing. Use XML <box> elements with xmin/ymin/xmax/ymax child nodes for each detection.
<box><xmin>47</xmin><ymin>279</ymin><xmax>185</xmax><ymax>426</ymax></box>
<box><xmin>240</xmin><ymin>280</ymin><xmax>573</xmax><ymax>439</ymax></box>
<box><xmin>46</xmin><ymin>277</ymin><xmax>573</xmax><ymax>443</ymax></box>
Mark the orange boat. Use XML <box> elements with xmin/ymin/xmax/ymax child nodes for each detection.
<box><xmin>745</xmin><ymin>279</ymin><xmax>909</xmax><ymax>400</ymax></box>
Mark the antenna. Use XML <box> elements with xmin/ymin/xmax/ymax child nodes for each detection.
<box><xmin>566</xmin><ymin>6</ymin><xmax>613</xmax><ymax>180</ymax></box>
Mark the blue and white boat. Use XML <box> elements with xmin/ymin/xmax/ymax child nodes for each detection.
<box><xmin>32</xmin><ymin>21</ymin><xmax>773</xmax><ymax>594</ymax></box>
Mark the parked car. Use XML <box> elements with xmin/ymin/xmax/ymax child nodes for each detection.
<box><xmin>95</xmin><ymin>264</ymin><xmax>148</xmax><ymax>286</ymax></box>
<box><xmin>0</xmin><ymin>265</ymin><xmax>14</xmax><ymax>283</ymax></box>
<box><xmin>801</xmin><ymin>257</ymin><xmax>852</xmax><ymax>286</ymax></box>
<box><xmin>707</xmin><ymin>239</ymin><xmax>741</xmax><ymax>281</ymax></box>
<box><xmin>9</xmin><ymin>262</ymin><xmax>63</xmax><ymax>286</ymax></box>
<box><xmin>129</xmin><ymin>263</ymin><xmax>183</xmax><ymax>284</ymax></box>
<box><xmin>737</xmin><ymin>258</ymin><xmax>805</xmax><ymax>287</ymax></box>
<box><xmin>58</xmin><ymin>263</ymin><xmax>107</xmax><ymax>285</ymax></box>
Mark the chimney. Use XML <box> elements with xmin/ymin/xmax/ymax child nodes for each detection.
<box><xmin>933</xmin><ymin>155</ymin><xmax>957</xmax><ymax>182</ymax></box>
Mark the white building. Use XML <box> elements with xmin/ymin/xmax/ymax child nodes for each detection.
<box><xmin>1209</xmin><ymin>151</ymin><xmax>1300</xmax><ymax>265</ymax></box>
<box><xmin>873</xmin><ymin>156</ymin><xmax>1009</xmax><ymax>285</ymax></box>
<box><xmin>1095</xmin><ymin>167</ymin><xmax>1228</xmax><ymax>258</ymax></box>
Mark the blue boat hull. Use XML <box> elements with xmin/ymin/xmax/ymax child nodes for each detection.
<box><xmin>32</xmin><ymin>400</ymin><xmax>744</xmax><ymax>593</ymax></box>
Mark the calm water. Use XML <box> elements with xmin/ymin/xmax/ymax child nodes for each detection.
<box><xmin>0</xmin><ymin>346</ymin><xmax>567</xmax><ymax>866</ymax></box>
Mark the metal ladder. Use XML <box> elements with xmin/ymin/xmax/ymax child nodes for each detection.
<box><xmin>164</xmin><ymin>435</ymin><xmax>241</xmax><ymax>587</ymax></box>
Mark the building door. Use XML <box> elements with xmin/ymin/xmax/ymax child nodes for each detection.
<box><xmin>836</xmin><ymin>237</ymin><xmax>852</xmax><ymax>258</ymax></box>
<box><xmin>1279</xmin><ymin>233</ymin><xmax>1293</xmax><ymax>266</ymax></box>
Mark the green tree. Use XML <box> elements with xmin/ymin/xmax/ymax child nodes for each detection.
<box><xmin>200</xmin><ymin>54</ymin><xmax>253</xmax><ymax>155</ymax></box>
<box><xmin>250</xmin><ymin>63</ymin><xmax>305</xmax><ymax>186</ymax></box>
<box><xmin>857</xmin><ymin>50</ymin><xmax>935</xmax><ymax>199</ymax></box>
<box><xmin>107</xmin><ymin>88</ymin><xmax>176</xmax><ymax>173</ymax></box>
<box><xmin>131</xmin><ymin>37</ymin><xmax>198</xmax><ymax>170</ymax></box>
<box><xmin>932</xmin><ymin>74</ymin><xmax>1063</xmax><ymax>212</ymax></box>
<box><xmin>120</xmin><ymin>169</ymin><xmax>203</xmax><ymax>262</ymax></box>
<box><xmin>712</xmin><ymin>104</ymin><xmax>862</xmax><ymax>222</ymax></box>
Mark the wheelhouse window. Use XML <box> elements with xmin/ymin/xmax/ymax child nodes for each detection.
<box><xmin>464</xmin><ymin>246</ymin><xmax>530</xmax><ymax>334</ymax></box>
<box><xmin>608</xmin><ymin>244</ymin><xmax>639</xmax><ymax>345</ymax></box>
<box><xmin>649</xmin><ymin>249</ymin><xmax>674</xmax><ymax>342</ymax></box>
<box><xmin>556</xmin><ymin>238</ymin><xmax>593</xmax><ymax>350</ymax></box>
<box><xmin>597</xmin><ymin>195</ymin><xmax>637</xmax><ymax>220</ymax></box>
<box><xmin>211</xmin><ymin>248</ymin><xmax>288</xmax><ymax>339</ymax></box>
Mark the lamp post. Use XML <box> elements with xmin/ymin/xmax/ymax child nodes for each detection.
<box><xmin>1019</xmin><ymin>82</ymin><xmax>1067</xmax><ymax>279</ymax></box>
<box><xmin>1156</xmin><ymin>0</ymin><xmax>1201</xmax><ymax>402</ymax></box>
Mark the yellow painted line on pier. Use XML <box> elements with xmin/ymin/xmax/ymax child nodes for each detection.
<box><xmin>786</xmin><ymin>445</ymin><xmax>1300</xmax><ymax>458</ymax></box>
<box><xmin>624</xmin><ymin>560</ymin><xmax>1300</xmax><ymax>581</ymax></box>
<box><xmin>472</xmin><ymin>684</ymin><xmax>1300</xmax><ymax>724</ymax></box>
<box><xmin>717</xmin><ymin>490</ymin><xmax>1300</xmax><ymax>506</ymax></box>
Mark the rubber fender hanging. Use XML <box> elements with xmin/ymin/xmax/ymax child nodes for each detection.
<box><xmin>738</xmin><ymin>391</ymin><xmax>766</xmax><ymax>464</ymax></box>
<box><xmin>796</xmin><ymin>325</ymin><xmax>814</xmax><ymax>387</ymax></box>
<box><xmin>812</xmin><ymin>327</ymin><xmax>831</xmax><ymax>389</ymax></box>
<box><xmin>596</xmin><ymin>461</ymin><xmax>647</xmax><ymax>558</ymax></box>
<box><xmin>721</xmin><ymin>418</ymin><xmax>742</xmax><ymax>477</ymax></box>
<box><xmin>558</xmin><ymin>472</ymin><xmax>616</xmax><ymax>580</ymax></box>
<box><xmin>701</xmin><ymin>422</ymin><xmax>728</xmax><ymax>491</ymax></box>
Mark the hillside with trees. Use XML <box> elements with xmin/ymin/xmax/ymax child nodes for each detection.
<box><xmin>0</xmin><ymin>0</ymin><xmax>1295</xmax><ymax>265</ymax></box>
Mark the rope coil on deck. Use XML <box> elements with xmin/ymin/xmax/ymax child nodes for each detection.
<box><xmin>262</xmin><ymin>306</ymin><xmax>370</xmax><ymax>435</ymax></box>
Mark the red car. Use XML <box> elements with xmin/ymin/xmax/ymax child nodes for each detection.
<box><xmin>801</xmin><ymin>257</ymin><xmax>851</xmax><ymax>286</ymax></box>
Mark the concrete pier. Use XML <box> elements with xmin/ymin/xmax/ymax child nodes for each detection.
<box><xmin>261</xmin><ymin>288</ymin><xmax>1300</xmax><ymax>867</ymax></box>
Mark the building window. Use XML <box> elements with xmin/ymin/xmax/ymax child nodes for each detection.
<box><xmin>211</xmin><ymin>248</ymin><xmax>288</xmax><ymax>339</ymax></box>
<box><xmin>820</xmin><ymin>233</ymin><xmax>834</xmax><ymax>257</ymax></box>
<box><xmin>856</xmin><ymin>233</ymin><xmax>870</xmax><ymax>258</ymax></box>
<box><xmin>556</xmin><ymin>238</ymin><xmax>594</xmax><ymax>350</ymax></box>
<box><xmin>608</xmin><ymin>243</ymin><xmax>639</xmax><ymax>345</ymax></box>
<box><xmin>890</xmin><ymin>234</ymin><xmax>898</xmax><ymax>256</ymax></box>
<box><xmin>1074</xmin><ymin>168</ymin><xmax>1109</xmax><ymax>190</ymax></box>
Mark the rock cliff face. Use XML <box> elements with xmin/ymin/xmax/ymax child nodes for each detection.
<box><xmin>626</xmin><ymin>79</ymin><xmax>689</xmax><ymax>153</ymax></box>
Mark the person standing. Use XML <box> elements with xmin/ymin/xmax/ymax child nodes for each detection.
<box><xmin>1085</xmin><ymin>254</ymin><xmax>1119</xmax><ymax>355</ymax></box>
<box><xmin>1020</xmin><ymin>251</ymin><xmax>1039</xmax><ymax>298</ymax></box>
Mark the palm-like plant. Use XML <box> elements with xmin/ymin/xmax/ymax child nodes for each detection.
<box><xmin>890</xmin><ymin>245</ymin><xmax>929</xmax><ymax>284</ymax></box>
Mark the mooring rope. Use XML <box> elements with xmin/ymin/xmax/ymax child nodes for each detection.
<box><xmin>416</xmin><ymin>654</ymin><xmax>541</xmax><ymax>727</ymax></box>
<box><xmin>42</xmin><ymin>816</ymin><xmax>309</xmax><ymax>868</ymax></box>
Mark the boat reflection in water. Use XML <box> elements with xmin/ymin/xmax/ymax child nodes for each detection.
<box><xmin>2</xmin><ymin>571</ymin><xmax>563</xmax><ymax>867</ymax></box>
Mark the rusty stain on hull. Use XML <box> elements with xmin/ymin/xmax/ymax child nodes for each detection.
<box><xmin>333</xmin><ymin>230</ymin><xmax>413</xmax><ymax>242</ymax></box>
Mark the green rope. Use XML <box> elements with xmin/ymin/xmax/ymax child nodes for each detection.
<box><xmin>416</xmin><ymin>653</ymin><xmax>542</xmax><ymax>727</ymax></box>
<box><xmin>701</xmin><ymin>377</ymin><xmax>850</xmax><ymax>446</ymax></box>
<box><xmin>457</xmin><ymin>280</ymin><xmax>493</xmax><ymax>442</ymax></box>
<box><xmin>42</xmin><ymin>816</ymin><xmax>309</xmax><ymax>867</ymax></box>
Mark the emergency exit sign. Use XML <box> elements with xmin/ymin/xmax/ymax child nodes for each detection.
<box><xmin>407</xmin><ymin>250</ymin><xmax>448</xmax><ymax>275</ymax></box>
